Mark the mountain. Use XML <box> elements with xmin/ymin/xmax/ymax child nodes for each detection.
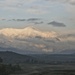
<box><xmin>0</xmin><ymin>26</ymin><xmax>58</xmax><ymax>54</ymax></box>
<box><xmin>0</xmin><ymin>51</ymin><xmax>75</xmax><ymax>65</ymax></box>
<box><xmin>0</xmin><ymin>26</ymin><xmax>57</xmax><ymax>39</ymax></box>
<box><xmin>0</xmin><ymin>26</ymin><xmax>75</xmax><ymax>54</ymax></box>
<box><xmin>0</xmin><ymin>51</ymin><xmax>38</xmax><ymax>64</ymax></box>
<box><xmin>30</xmin><ymin>54</ymin><xmax>75</xmax><ymax>64</ymax></box>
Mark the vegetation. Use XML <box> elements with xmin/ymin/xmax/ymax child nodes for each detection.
<box><xmin>0</xmin><ymin>64</ymin><xmax>22</xmax><ymax>75</ymax></box>
<box><xmin>0</xmin><ymin>52</ymin><xmax>75</xmax><ymax>75</ymax></box>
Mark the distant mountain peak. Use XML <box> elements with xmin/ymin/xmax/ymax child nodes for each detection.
<box><xmin>23</xmin><ymin>26</ymin><xmax>40</xmax><ymax>32</ymax></box>
<box><xmin>24</xmin><ymin>26</ymin><xmax>38</xmax><ymax>30</ymax></box>
<box><xmin>0</xmin><ymin>26</ymin><xmax>57</xmax><ymax>39</ymax></box>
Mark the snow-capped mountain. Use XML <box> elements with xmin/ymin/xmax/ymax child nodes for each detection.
<box><xmin>0</xmin><ymin>26</ymin><xmax>58</xmax><ymax>54</ymax></box>
<box><xmin>0</xmin><ymin>26</ymin><xmax>57</xmax><ymax>39</ymax></box>
<box><xmin>0</xmin><ymin>26</ymin><xmax>75</xmax><ymax>54</ymax></box>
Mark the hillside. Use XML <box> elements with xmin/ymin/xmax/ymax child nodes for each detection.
<box><xmin>0</xmin><ymin>51</ymin><xmax>75</xmax><ymax>65</ymax></box>
<box><xmin>0</xmin><ymin>51</ymin><xmax>37</xmax><ymax>64</ymax></box>
<box><xmin>30</xmin><ymin>54</ymin><xmax>75</xmax><ymax>64</ymax></box>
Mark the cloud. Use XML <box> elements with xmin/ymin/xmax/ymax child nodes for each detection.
<box><xmin>0</xmin><ymin>0</ymin><xmax>34</xmax><ymax>12</ymax></box>
<box><xmin>66</xmin><ymin>34</ymin><xmax>75</xmax><ymax>37</ymax></box>
<box><xmin>45</xmin><ymin>0</ymin><xmax>75</xmax><ymax>5</ymax></box>
<box><xmin>67</xmin><ymin>0</ymin><xmax>75</xmax><ymax>5</ymax></box>
<box><xmin>48</xmin><ymin>21</ymin><xmax>66</xmax><ymax>27</ymax></box>
<box><xmin>45</xmin><ymin>0</ymin><xmax>66</xmax><ymax>3</ymax></box>
<box><xmin>27</xmin><ymin>18</ymin><xmax>41</xmax><ymax>21</ymax></box>
<box><xmin>34</xmin><ymin>21</ymin><xmax>43</xmax><ymax>24</ymax></box>
<box><xmin>0</xmin><ymin>18</ymin><xmax>6</xmax><ymax>21</ymax></box>
<box><xmin>0</xmin><ymin>18</ymin><xmax>26</xmax><ymax>22</ymax></box>
<box><xmin>0</xmin><ymin>0</ymin><xmax>36</xmax><ymax>7</ymax></box>
<box><xmin>57</xmin><ymin>33</ymin><xmax>75</xmax><ymax>42</ymax></box>
<box><xmin>26</xmin><ymin>8</ymin><xmax>47</xmax><ymax>15</ymax></box>
<box><xmin>61</xmin><ymin>33</ymin><xmax>75</xmax><ymax>39</ymax></box>
<box><xmin>12</xmin><ymin>19</ymin><xmax>26</xmax><ymax>21</ymax></box>
<box><xmin>66</xmin><ymin>4</ymin><xmax>75</xmax><ymax>14</ymax></box>
<box><xmin>0</xmin><ymin>18</ymin><xmax>43</xmax><ymax>23</ymax></box>
<box><xmin>0</xmin><ymin>0</ymin><xmax>48</xmax><ymax>15</ymax></box>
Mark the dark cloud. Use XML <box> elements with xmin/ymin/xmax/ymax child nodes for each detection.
<box><xmin>35</xmin><ymin>36</ymin><xmax>42</xmax><ymax>39</ymax></box>
<box><xmin>66</xmin><ymin>34</ymin><xmax>75</xmax><ymax>37</ymax></box>
<box><xmin>2</xmin><ymin>19</ymin><xmax>6</xmax><ymax>21</ymax></box>
<box><xmin>0</xmin><ymin>19</ymin><xmax>6</xmax><ymax>21</ymax></box>
<box><xmin>12</xmin><ymin>19</ymin><xmax>26</xmax><ymax>21</ymax></box>
<box><xmin>27</xmin><ymin>18</ymin><xmax>40</xmax><ymax>21</ymax></box>
<box><xmin>27</xmin><ymin>18</ymin><xmax>43</xmax><ymax>24</ymax></box>
<box><xmin>7</xmin><ymin>19</ymin><xmax>26</xmax><ymax>21</ymax></box>
<box><xmin>34</xmin><ymin>21</ymin><xmax>43</xmax><ymax>24</ymax></box>
<box><xmin>58</xmin><ymin>33</ymin><xmax>75</xmax><ymax>40</ymax></box>
<box><xmin>45</xmin><ymin>39</ymin><xmax>55</xmax><ymax>43</ymax></box>
<box><xmin>67</xmin><ymin>0</ymin><xmax>75</xmax><ymax>5</ymax></box>
<box><xmin>48</xmin><ymin>21</ymin><xmax>66</xmax><ymax>27</ymax></box>
<box><xmin>0</xmin><ymin>18</ymin><xmax>42</xmax><ymax>22</ymax></box>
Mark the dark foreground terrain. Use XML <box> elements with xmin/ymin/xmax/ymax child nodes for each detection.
<box><xmin>10</xmin><ymin>64</ymin><xmax>75</xmax><ymax>75</ymax></box>
<box><xmin>0</xmin><ymin>51</ymin><xmax>75</xmax><ymax>75</ymax></box>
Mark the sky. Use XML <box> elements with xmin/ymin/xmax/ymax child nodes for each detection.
<box><xmin>0</xmin><ymin>0</ymin><xmax>75</xmax><ymax>32</ymax></box>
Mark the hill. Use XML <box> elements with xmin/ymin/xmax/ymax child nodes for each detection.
<box><xmin>30</xmin><ymin>54</ymin><xmax>75</xmax><ymax>64</ymax></box>
<box><xmin>0</xmin><ymin>51</ymin><xmax>37</xmax><ymax>64</ymax></box>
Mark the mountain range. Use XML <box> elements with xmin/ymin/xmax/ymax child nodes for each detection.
<box><xmin>0</xmin><ymin>26</ymin><xmax>57</xmax><ymax>39</ymax></box>
<box><xmin>0</xmin><ymin>26</ymin><xmax>75</xmax><ymax>54</ymax></box>
<box><xmin>0</xmin><ymin>51</ymin><xmax>38</xmax><ymax>64</ymax></box>
<box><xmin>0</xmin><ymin>51</ymin><xmax>75</xmax><ymax>64</ymax></box>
